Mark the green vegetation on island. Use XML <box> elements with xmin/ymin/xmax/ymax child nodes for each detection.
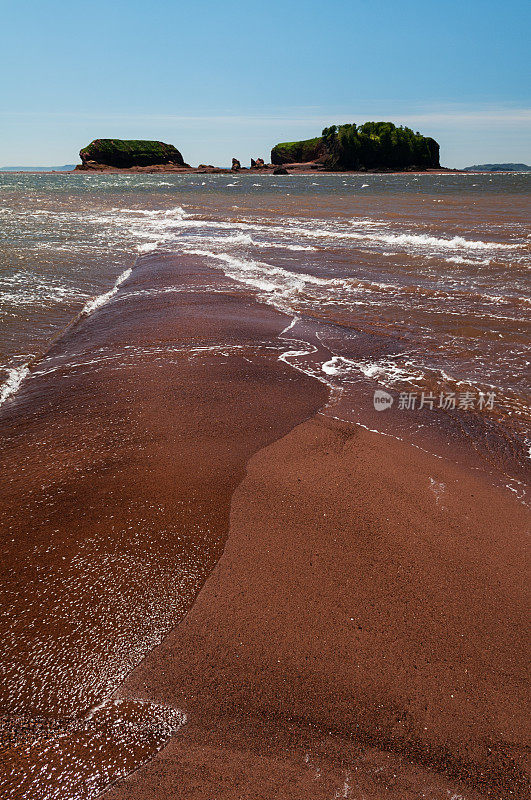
<box><xmin>78</xmin><ymin>139</ymin><xmax>186</xmax><ymax>169</ymax></box>
<box><xmin>271</xmin><ymin>122</ymin><xmax>440</xmax><ymax>170</ymax></box>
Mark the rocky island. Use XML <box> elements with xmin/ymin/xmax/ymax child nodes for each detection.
<box><xmin>75</xmin><ymin>124</ymin><xmax>443</xmax><ymax>174</ymax></box>
<box><xmin>77</xmin><ymin>139</ymin><xmax>189</xmax><ymax>170</ymax></box>
<box><xmin>271</xmin><ymin>122</ymin><xmax>440</xmax><ymax>171</ymax></box>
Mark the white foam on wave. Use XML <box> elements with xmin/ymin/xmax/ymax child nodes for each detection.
<box><xmin>0</xmin><ymin>364</ymin><xmax>30</xmax><ymax>407</ymax></box>
<box><xmin>137</xmin><ymin>242</ymin><xmax>159</xmax><ymax>253</ymax></box>
<box><xmin>0</xmin><ymin>289</ymin><xmax>80</xmax><ymax>308</ymax></box>
<box><xmin>182</xmin><ymin>249</ymin><xmax>334</xmax><ymax>310</ymax></box>
<box><xmin>179</xmin><ymin>248</ymin><xmax>401</xmax><ymax>316</ymax></box>
<box><xmin>277</xmin><ymin>315</ymin><xmax>339</xmax><ymax>394</ymax></box>
<box><xmin>321</xmin><ymin>355</ymin><xmax>426</xmax><ymax>385</ymax></box>
<box><xmin>183</xmin><ymin>249</ymin><xmax>299</xmax><ymax>298</ymax></box>
<box><xmin>179</xmin><ymin>230</ymin><xmax>317</xmax><ymax>253</ymax></box>
<box><xmin>445</xmin><ymin>256</ymin><xmax>492</xmax><ymax>265</ymax></box>
<box><xmin>113</xmin><ymin>206</ymin><xmax>187</xmax><ymax>219</ymax></box>
<box><xmin>119</xmin><ymin>209</ymin><xmax>518</xmax><ymax>262</ymax></box>
<box><xmin>356</xmin><ymin>358</ymin><xmax>425</xmax><ymax>384</ymax></box>
<box><xmin>184</xmin><ymin>216</ymin><xmax>518</xmax><ymax>254</ymax></box>
<box><xmin>321</xmin><ymin>356</ymin><xmax>347</xmax><ymax>376</ymax></box>
<box><xmin>276</xmin><ymin>218</ymin><xmax>520</xmax><ymax>253</ymax></box>
<box><xmin>371</xmin><ymin>232</ymin><xmax>516</xmax><ymax>251</ymax></box>
<box><xmin>81</xmin><ymin>268</ymin><xmax>132</xmax><ymax>316</ymax></box>
<box><xmin>0</xmin><ymin>272</ymin><xmax>87</xmax><ymax>307</ymax></box>
<box><xmin>281</xmin><ymin>243</ymin><xmax>317</xmax><ymax>252</ymax></box>
<box><xmin>247</xmin><ymin>234</ymin><xmax>316</xmax><ymax>252</ymax></box>
<box><xmin>349</xmin><ymin>218</ymin><xmax>387</xmax><ymax>227</ymax></box>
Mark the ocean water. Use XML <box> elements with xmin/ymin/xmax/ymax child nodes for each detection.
<box><xmin>1</xmin><ymin>172</ymin><xmax>529</xmax><ymax>471</ymax></box>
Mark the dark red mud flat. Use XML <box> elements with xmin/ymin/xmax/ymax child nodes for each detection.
<box><xmin>106</xmin><ymin>420</ymin><xmax>529</xmax><ymax>800</ymax></box>
<box><xmin>0</xmin><ymin>253</ymin><xmax>327</xmax><ymax>798</ymax></box>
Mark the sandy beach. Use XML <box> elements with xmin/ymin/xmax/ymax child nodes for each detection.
<box><xmin>0</xmin><ymin>253</ymin><xmax>326</xmax><ymax>797</ymax></box>
<box><xmin>0</xmin><ymin>173</ymin><xmax>529</xmax><ymax>800</ymax></box>
<box><xmin>105</xmin><ymin>415</ymin><xmax>528</xmax><ymax>799</ymax></box>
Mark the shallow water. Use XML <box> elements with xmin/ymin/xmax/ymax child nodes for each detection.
<box><xmin>1</xmin><ymin>171</ymin><xmax>529</xmax><ymax>480</ymax></box>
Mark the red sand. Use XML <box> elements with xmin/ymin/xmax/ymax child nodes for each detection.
<box><xmin>106</xmin><ymin>416</ymin><xmax>529</xmax><ymax>799</ymax></box>
<box><xmin>1</xmin><ymin>252</ymin><xmax>528</xmax><ymax>799</ymax></box>
<box><xmin>0</xmin><ymin>254</ymin><xmax>327</xmax><ymax>797</ymax></box>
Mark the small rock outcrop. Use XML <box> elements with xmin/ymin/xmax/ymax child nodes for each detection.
<box><xmin>231</xmin><ymin>158</ymin><xmax>241</xmax><ymax>171</ymax></box>
<box><xmin>78</xmin><ymin>139</ymin><xmax>186</xmax><ymax>169</ymax></box>
<box><xmin>251</xmin><ymin>158</ymin><xmax>265</xmax><ymax>169</ymax></box>
<box><xmin>273</xmin><ymin>167</ymin><xmax>289</xmax><ymax>175</ymax></box>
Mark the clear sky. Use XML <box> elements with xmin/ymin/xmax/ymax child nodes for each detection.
<box><xmin>1</xmin><ymin>0</ymin><xmax>530</xmax><ymax>167</ymax></box>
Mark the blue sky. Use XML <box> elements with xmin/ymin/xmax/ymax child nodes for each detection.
<box><xmin>1</xmin><ymin>0</ymin><xmax>529</xmax><ymax>167</ymax></box>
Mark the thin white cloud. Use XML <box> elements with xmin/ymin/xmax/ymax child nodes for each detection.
<box><xmin>397</xmin><ymin>109</ymin><xmax>531</xmax><ymax>125</ymax></box>
<box><xmin>3</xmin><ymin>104</ymin><xmax>531</xmax><ymax>127</ymax></box>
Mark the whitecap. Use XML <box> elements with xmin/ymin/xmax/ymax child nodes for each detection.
<box><xmin>81</xmin><ymin>268</ymin><xmax>132</xmax><ymax>315</ymax></box>
<box><xmin>137</xmin><ymin>242</ymin><xmax>159</xmax><ymax>253</ymax></box>
<box><xmin>0</xmin><ymin>364</ymin><xmax>30</xmax><ymax>406</ymax></box>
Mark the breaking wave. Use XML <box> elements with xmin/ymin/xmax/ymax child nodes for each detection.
<box><xmin>81</xmin><ymin>269</ymin><xmax>132</xmax><ymax>315</ymax></box>
<box><xmin>0</xmin><ymin>364</ymin><xmax>30</xmax><ymax>407</ymax></box>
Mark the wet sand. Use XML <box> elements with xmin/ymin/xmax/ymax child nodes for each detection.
<box><xmin>0</xmin><ymin>253</ymin><xmax>327</xmax><ymax>797</ymax></box>
<box><xmin>0</xmin><ymin>249</ymin><xmax>528</xmax><ymax>799</ymax></box>
<box><xmin>105</xmin><ymin>416</ymin><xmax>529</xmax><ymax>799</ymax></box>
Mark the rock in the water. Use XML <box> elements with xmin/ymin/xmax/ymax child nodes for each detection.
<box><xmin>231</xmin><ymin>158</ymin><xmax>241</xmax><ymax>171</ymax></box>
<box><xmin>273</xmin><ymin>167</ymin><xmax>289</xmax><ymax>175</ymax></box>
<box><xmin>251</xmin><ymin>157</ymin><xmax>265</xmax><ymax>169</ymax></box>
<box><xmin>78</xmin><ymin>139</ymin><xmax>186</xmax><ymax>169</ymax></box>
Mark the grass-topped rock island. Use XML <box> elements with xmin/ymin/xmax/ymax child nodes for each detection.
<box><xmin>77</xmin><ymin>139</ymin><xmax>189</xmax><ymax>170</ymax></box>
<box><xmin>75</xmin><ymin>123</ymin><xmax>446</xmax><ymax>174</ymax></box>
<box><xmin>271</xmin><ymin>122</ymin><xmax>440</xmax><ymax>170</ymax></box>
